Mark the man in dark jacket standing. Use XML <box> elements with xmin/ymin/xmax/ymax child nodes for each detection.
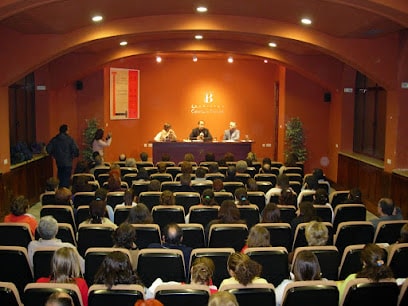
<box><xmin>46</xmin><ymin>124</ymin><xmax>79</xmax><ymax>188</ymax></box>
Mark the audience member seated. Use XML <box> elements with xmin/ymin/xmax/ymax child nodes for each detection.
<box><xmin>279</xmin><ymin>153</ymin><xmax>299</xmax><ymax>175</ymax></box>
<box><xmin>147</xmin><ymin>223</ymin><xmax>192</xmax><ymax>272</ymax></box>
<box><xmin>192</xmin><ymin>167</ymin><xmax>212</xmax><ymax>185</ymax></box>
<box><xmin>265</xmin><ymin>174</ymin><xmax>290</xmax><ymax>205</ymax></box>
<box><xmin>208</xmin><ymin>291</ymin><xmax>239</xmax><ymax>306</ymax></box>
<box><xmin>241</xmin><ymin>225</ymin><xmax>271</xmax><ymax>253</ymax></box>
<box><xmin>205</xmin><ymin>152</ymin><xmax>216</xmax><ymax>162</ymax></box>
<box><xmin>148</xmin><ymin>180</ymin><xmax>161</xmax><ymax>191</ymax></box>
<box><xmin>224</xmin><ymin>152</ymin><xmax>235</xmax><ymax>163</ymax></box>
<box><xmin>279</xmin><ymin>188</ymin><xmax>297</xmax><ymax>207</ymax></box>
<box><xmin>157</xmin><ymin>162</ymin><xmax>167</xmax><ymax>173</ymax></box>
<box><xmin>398</xmin><ymin>223</ymin><xmax>408</xmax><ymax>243</ymax></box>
<box><xmin>337</xmin><ymin>243</ymin><xmax>394</xmax><ymax>300</ymax></box>
<box><xmin>125</xmin><ymin>157</ymin><xmax>137</xmax><ymax>168</ymax></box>
<box><xmin>185</xmin><ymin>189</ymin><xmax>218</xmax><ymax>223</ymax></box>
<box><xmin>126</xmin><ymin>204</ymin><xmax>153</xmax><ymax>224</ymax></box>
<box><xmin>140</xmin><ymin>152</ymin><xmax>149</xmax><ymax>162</ymax></box>
<box><xmin>234</xmin><ymin>188</ymin><xmax>251</xmax><ymax>206</ymax></box>
<box><xmin>45</xmin><ymin>292</ymin><xmax>74</xmax><ymax>306</ymax></box>
<box><xmin>235</xmin><ymin>160</ymin><xmax>248</xmax><ymax>174</ymax></box>
<box><xmin>205</xmin><ymin>200</ymin><xmax>245</xmax><ymax>238</ymax></box>
<box><xmin>107</xmin><ymin>172</ymin><xmax>124</xmax><ymax>192</ymax></box>
<box><xmin>94</xmin><ymin>188</ymin><xmax>114</xmax><ymax>222</ymax></box>
<box><xmin>71</xmin><ymin>175</ymin><xmax>93</xmax><ymax>195</ymax></box>
<box><xmin>94</xmin><ymin>251</ymin><xmax>144</xmax><ymax>289</ymax></box>
<box><xmin>160</xmin><ymin>190</ymin><xmax>176</xmax><ymax>205</ymax></box>
<box><xmin>342</xmin><ymin>187</ymin><xmax>363</xmax><ymax>204</ymax></box>
<box><xmin>303</xmin><ymin>168</ymin><xmax>329</xmax><ymax>191</ymax></box>
<box><xmin>134</xmin><ymin>168</ymin><xmax>150</xmax><ymax>182</ymax></box>
<box><xmin>45</xmin><ymin>177</ymin><xmax>60</xmax><ymax>192</ymax></box>
<box><xmin>74</xmin><ymin>160</ymin><xmax>90</xmax><ymax>174</ymax></box>
<box><xmin>371</xmin><ymin>198</ymin><xmax>403</xmax><ymax>230</ymax></box>
<box><xmin>4</xmin><ymin>195</ymin><xmax>38</xmax><ymax>235</ymax></box>
<box><xmin>246</xmin><ymin>178</ymin><xmax>258</xmax><ymax>191</ymax></box>
<box><xmin>112</xmin><ymin>223</ymin><xmax>138</xmax><ymax>267</ymax></box>
<box><xmin>313</xmin><ymin>188</ymin><xmax>329</xmax><ymax>205</ymax></box>
<box><xmin>37</xmin><ymin>247</ymin><xmax>88</xmax><ymax>306</ymax></box>
<box><xmin>55</xmin><ymin>187</ymin><xmax>73</xmax><ymax>206</ymax></box>
<box><xmin>208</xmin><ymin>163</ymin><xmax>221</xmax><ymax>174</ymax></box>
<box><xmin>79</xmin><ymin>199</ymin><xmax>117</xmax><ymax>227</ymax></box>
<box><xmin>116</xmin><ymin>188</ymin><xmax>137</xmax><ymax>208</ymax></box>
<box><xmin>146</xmin><ymin>256</ymin><xmax>218</xmax><ymax>298</ymax></box>
<box><xmin>213</xmin><ymin>179</ymin><xmax>225</xmax><ymax>192</ymax></box>
<box><xmin>175</xmin><ymin>173</ymin><xmax>196</xmax><ymax>192</ymax></box>
<box><xmin>219</xmin><ymin>252</ymin><xmax>268</xmax><ymax>287</ymax></box>
<box><xmin>305</xmin><ymin>221</ymin><xmax>329</xmax><ymax>246</ymax></box>
<box><xmin>28</xmin><ymin>216</ymin><xmax>84</xmax><ymax>272</ymax></box>
<box><xmin>224</xmin><ymin>166</ymin><xmax>240</xmax><ymax>182</ymax></box>
<box><xmin>180</xmin><ymin>161</ymin><xmax>193</xmax><ymax>174</ymax></box>
<box><xmin>290</xmin><ymin>201</ymin><xmax>320</xmax><ymax>236</ymax></box>
<box><xmin>260</xmin><ymin>203</ymin><xmax>281</xmax><ymax>223</ymax></box>
<box><xmin>89</xmin><ymin>155</ymin><xmax>105</xmax><ymax>175</ymax></box>
<box><xmin>275</xmin><ymin>250</ymin><xmax>322</xmax><ymax>306</ymax></box>
<box><xmin>119</xmin><ymin>153</ymin><xmax>127</xmax><ymax>162</ymax></box>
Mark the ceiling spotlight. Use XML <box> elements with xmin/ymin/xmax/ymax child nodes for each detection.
<box><xmin>268</xmin><ymin>42</ymin><xmax>277</xmax><ymax>48</ymax></box>
<box><xmin>264</xmin><ymin>59</ymin><xmax>268</xmax><ymax>63</ymax></box>
<box><xmin>156</xmin><ymin>56</ymin><xmax>162</xmax><ymax>63</ymax></box>
<box><xmin>227</xmin><ymin>56</ymin><xmax>234</xmax><ymax>63</ymax></box>
<box><xmin>193</xmin><ymin>56</ymin><xmax>198</xmax><ymax>62</ymax></box>
<box><xmin>195</xmin><ymin>34</ymin><xmax>203</xmax><ymax>40</ymax></box>
<box><xmin>119</xmin><ymin>41</ymin><xmax>128</xmax><ymax>46</ymax></box>
<box><xmin>301</xmin><ymin>18</ymin><xmax>312</xmax><ymax>25</ymax></box>
<box><xmin>196</xmin><ymin>6</ymin><xmax>208</xmax><ymax>13</ymax></box>
<box><xmin>92</xmin><ymin>15</ymin><xmax>103</xmax><ymax>22</ymax></box>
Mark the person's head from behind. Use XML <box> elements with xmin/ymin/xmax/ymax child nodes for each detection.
<box><xmin>235</xmin><ymin>160</ymin><xmax>247</xmax><ymax>173</ymax></box>
<box><xmin>160</xmin><ymin>190</ymin><xmax>175</xmax><ymax>205</ymax></box>
<box><xmin>46</xmin><ymin>177</ymin><xmax>60</xmax><ymax>192</ymax></box>
<box><xmin>180</xmin><ymin>161</ymin><xmax>193</xmax><ymax>174</ymax></box>
<box><xmin>140</xmin><ymin>152</ymin><xmax>148</xmax><ymax>161</ymax></box>
<box><xmin>136</xmin><ymin>168</ymin><xmax>149</xmax><ymax>180</ymax></box>
<box><xmin>313</xmin><ymin>188</ymin><xmax>329</xmax><ymax>204</ymax></box>
<box><xmin>45</xmin><ymin>292</ymin><xmax>74</xmax><ymax>306</ymax></box>
<box><xmin>285</xmin><ymin>153</ymin><xmax>299</xmax><ymax>167</ymax></box>
<box><xmin>94</xmin><ymin>154</ymin><xmax>103</xmax><ymax>166</ymax></box>
<box><xmin>279</xmin><ymin>188</ymin><xmax>297</xmax><ymax>206</ymax></box>
<box><xmin>124</xmin><ymin>188</ymin><xmax>135</xmax><ymax>205</ymax></box>
<box><xmin>276</xmin><ymin>174</ymin><xmax>290</xmax><ymax>189</ymax></box>
<box><xmin>119</xmin><ymin>154</ymin><xmax>126</xmax><ymax>161</ymax></box>
<box><xmin>305</xmin><ymin>221</ymin><xmax>328</xmax><ymax>246</ymax></box>
<box><xmin>72</xmin><ymin>175</ymin><xmax>91</xmax><ymax>194</ymax></box>
<box><xmin>38</xmin><ymin>216</ymin><xmax>58</xmax><ymax>240</ymax></box>
<box><xmin>94</xmin><ymin>251</ymin><xmax>141</xmax><ymax>289</ymax></box>
<box><xmin>224</xmin><ymin>152</ymin><xmax>235</xmax><ymax>162</ymax></box>
<box><xmin>357</xmin><ymin>243</ymin><xmax>393</xmax><ymax>281</ymax></box>
<box><xmin>205</xmin><ymin>152</ymin><xmax>215</xmax><ymax>162</ymax></box>
<box><xmin>107</xmin><ymin>173</ymin><xmax>122</xmax><ymax>191</ymax></box>
<box><xmin>55</xmin><ymin>187</ymin><xmax>72</xmax><ymax>205</ymax></box>
<box><xmin>157</xmin><ymin>162</ymin><xmax>167</xmax><ymax>173</ymax></box>
<box><xmin>399</xmin><ymin>223</ymin><xmax>408</xmax><ymax>243</ymax></box>
<box><xmin>212</xmin><ymin>179</ymin><xmax>224</xmax><ymax>192</ymax></box>
<box><xmin>112</xmin><ymin>223</ymin><xmax>136</xmax><ymax>249</ymax></box>
<box><xmin>227</xmin><ymin>252</ymin><xmax>262</xmax><ymax>285</ymax></box>
<box><xmin>179</xmin><ymin>173</ymin><xmax>191</xmax><ymax>186</ymax></box>
<box><xmin>261</xmin><ymin>202</ymin><xmax>281</xmax><ymax>223</ymax></box>
<box><xmin>195</xmin><ymin>167</ymin><xmax>207</xmax><ymax>178</ymax></box>
<box><xmin>348</xmin><ymin>188</ymin><xmax>362</xmax><ymax>203</ymax></box>
<box><xmin>94</xmin><ymin>128</ymin><xmax>104</xmax><ymax>140</ymax></box>
<box><xmin>202</xmin><ymin>189</ymin><xmax>217</xmax><ymax>206</ymax></box>
<box><xmin>247</xmin><ymin>225</ymin><xmax>271</xmax><ymax>248</ymax></box>
<box><xmin>134</xmin><ymin>299</ymin><xmax>163</xmax><ymax>306</ymax></box>
<box><xmin>234</xmin><ymin>187</ymin><xmax>249</xmax><ymax>205</ymax></box>
<box><xmin>190</xmin><ymin>257</ymin><xmax>215</xmax><ymax>285</ymax></box>
<box><xmin>163</xmin><ymin>223</ymin><xmax>183</xmax><ymax>245</ymax></box>
<box><xmin>262</xmin><ymin>157</ymin><xmax>272</xmax><ymax>165</ymax></box>
<box><xmin>208</xmin><ymin>163</ymin><xmax>219</xmax><ymax>173</ymax></box>
<box><xmin>10</xmin><ymin>195</ymin><xmax>29</xmax><ymax>216</ymax></box>
<box><xmin>218</xmin><ymin>200</ymin><xmax>240</xmax><ymax>223</ymax></box>
<box><xmin>378</xmin><ymin>198</ymin><xmax>395</xmax><ymax>216</ymax></box>
<box><xmin>126</xmin><ymin>204</ymin><xmax>153</xmax><ymax>224</ymax></box>
<box><xmin>298</xmin><ymin>201</ymin><xmax>316</xmax><ymax>220</ymax></box>
<box><xmin>312</xmin><ymin>168</ymin><xmax>324</xmax><ymax>180</ymax></box>
<box><xmin>261</xmin><ymin>163</ymin><xmax>271</xmax><ymax>173</ymax></box>
<box><xmin>125</xmin><ymin>158</ymin><xmax>136</xmax><ymax>168</ymax></box>
<box><xmin>148</xmin><ymin>179</ymin><xmax>161</xmax><ymax>191</ymax></box>
<box><xmin>59</xmin><ymin>124</ymin><xmax>68</xmax><ymax>134</ymax></box>
<box><xmin>184</xmin><ymin>153</ymin><xmax>195</xmax><ymax>162</ymax></box>
<box><xmin>50</xmin><ymin>247</ymin><xmax>82</xmax><ymax>282</ymax></box>
<box><xmin>226</xmin><ymin>165</ymin><xmax>236</xmax><ymax>177</ymax></box>
<box><xmin>95</xmin><ymin>188</ymin><xmax>108</xmax><ymax>201</ymax></box>
<box><xmin>293</xmin><ymin>250</ymin><xmax>322</xmax><ymax>281</ymax></box>
<box><xmin>89</xmin><ymin>199</ymin><xmax>107</xmax><ymax>223</ymax></box>
<box><xmin>246</xmin><ymin>178</ymin><xmax>258</xmax><ymax>191</ymax></box>
<box><xmin>208</xmin><ymin>291</ymin><xmax>239</xmax><ymax>306</ymax></box>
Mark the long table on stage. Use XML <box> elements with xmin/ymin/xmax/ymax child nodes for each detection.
<box><xmin>152</xmin><ymin>141</ymin><xmax>253</xmax><ymax>164</ymax></box>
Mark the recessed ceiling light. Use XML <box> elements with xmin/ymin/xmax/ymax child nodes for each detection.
<box><xmin>92</xmin><ymin>15</ymin><xmax>103</xmax><ymax>22</ymax></box>
<box><xmin>193</xmin><ymin>56</ymin><xmax>198</xmax><ymax>62</ymax></box>
<box><xmin>119</xmin><ymin>41</ymin><xmax>128</xmax><ymax>46</ymax></box>
<box><xmin>301</xmin><ymin>18</ymin><xmax>312</xmax><ymax>25</ymax></box>
<box><xmin>227</xmin><ymin>56</ymin><xmax>234</xmax><ymax>63</ymax></box>
<box><xmin>195</xmin><ymin>35</ymin><xmax>203</xmax><ymax>40</ymax></box>
<box><xmin>156</xmin><ymin>56</ymin><xmax>162</xmax><ymax>63</ymax></box>
<box><xmin>268</xmin><ymin>42</ymin><xmax>277</xmax><ymax>48</ymax></box>
<box><xmin>264</xmin><ymin>59</ymin><xmax>268</xmax><ymax>63</ymax></box>
<box><xmin>196</xmin><ymin>6</ymin><xmax>208</xmax><ymax>13</ymax></box>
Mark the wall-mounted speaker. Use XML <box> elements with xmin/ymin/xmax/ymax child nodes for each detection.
<box><xmin>75</xmin><ymin>80</ymin><xmax>83</xmax><ymax>90</ymax></box>
<box><xmin>324</xmin><ymin>92</ymin><xmax>331</xmax><ymax>102</ymax></box>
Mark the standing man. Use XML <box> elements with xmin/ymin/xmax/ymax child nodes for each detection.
<box><xmin>189</xmin><ymin>120</ymin><xmax>213</xmax><ymax>141</ymax></box>
<box><xmin>46</xmin><ymin>124</ymin><xmax>79</xmax><ymax>188</ymax></box>
<box><xmin>223</xmin><ymin>121</ymin><xmax>240</xmax><ymax>141</ymax></box>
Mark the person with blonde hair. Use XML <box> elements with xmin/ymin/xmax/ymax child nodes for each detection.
<box><xmin>37</xmin><ymin>247</ymin><xmax>88</xmax><ymax>306</ymax></box>
<box><xmin>305</xmin><ymin>221</ymin><xmax>329</xmax><ymax>246</ymax></box>
<box><xmin>220</xmin><ymin>252</ymin><xmax>267</xmax><ymax>287</ymax></box>
<box><xmin>208</xmin><ymin>291</ymin><xmax>239</xmax><ymax>306</ymax></box>
<box><xmin>241</xmin><ymin>225</ymin><xmax>271</xmax><ymax>253</ymax></box>
<box><xmin>190</xmin><ymin>257</ymin><xmax>218</xmax><ymax>294</ymax></box>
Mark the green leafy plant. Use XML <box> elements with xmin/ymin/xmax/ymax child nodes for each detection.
<box><xmin>82</xmin><ymin>118</ymin><xmax>99</xmax><ymax>162</ymax></box>
<box><xmin>285</xmin><ymin>117</ymin><xmax>307</xmax><ymax>162</ymax></box>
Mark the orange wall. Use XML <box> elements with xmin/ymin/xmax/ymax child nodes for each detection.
<box><xmin>36</xmin><ymin>56</ymin><xmax>332</xmax><ymax>176</ymax></box>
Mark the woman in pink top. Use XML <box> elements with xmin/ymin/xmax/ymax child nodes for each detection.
<box><xmin>37</xmin><ymin>247</ymin><xmax>88</xmax><ymax>306</ymax></box>
<box><xmin>4</xmin><ymin>195</ymin><xmax>37</xmax><ymax>236</ymax></box>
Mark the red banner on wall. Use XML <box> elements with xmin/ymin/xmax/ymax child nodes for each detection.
<box><xmin>110</xmin><ymin>68</ymin><xmax>140</xmax><ymax>119</ymax></box>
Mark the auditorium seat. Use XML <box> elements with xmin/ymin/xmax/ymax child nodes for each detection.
<box><xmin>219</xmin><ymin>283</ymin><xmax>276</xmax><ymax>306</ymax></box>
<box><xmin>88</xmin><ymin>284</ymin><xmax>145</xmax><ymax>306</ymax></box>
<box><xmin>282</xmin><ymin>280</ymin><xmax>339</xmax><ymax>306</ymax></box>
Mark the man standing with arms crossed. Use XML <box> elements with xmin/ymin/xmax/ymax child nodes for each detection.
<box><xmin>46</xmin><ymin>124</ymin><xmax>79</xmax><ymax>188</ymax></box>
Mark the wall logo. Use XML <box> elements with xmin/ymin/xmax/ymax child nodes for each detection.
<box><xmin>205</xmin><ymin>92</ymin><xmax>213</xmax><ymax>103</ymax></box>
<box><xmin>191</xmin><ymin>92</ymin><xmax>224</xmax><ymax>114</ymax></box>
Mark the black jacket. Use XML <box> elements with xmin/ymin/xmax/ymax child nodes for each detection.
<box><xmin>46</xmin><ymin>133</ymin><xmax>79</xmax><ymax>167</ymax></box>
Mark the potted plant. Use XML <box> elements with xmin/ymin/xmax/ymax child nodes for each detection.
<box><xmin>285</xmin><ymin>117</ymin><xmax>307</xmax><ymax>162</ymax></box>
<box><xmin>82</xmin><ymin>118</ymin><xmax>99</xmax><ymax>163</ymax></box>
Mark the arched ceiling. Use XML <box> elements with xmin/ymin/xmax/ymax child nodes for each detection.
<box><xmin>0</xmin><ymin>0</ymin><xmax>406</xmax><ymax>88</ymax></box>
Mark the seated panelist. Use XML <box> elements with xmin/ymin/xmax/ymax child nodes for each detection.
<box><xmin>223</xmin><ymin>121</ymin><xmax>240</xmax><ymax>141</ymax></box>
<box><xmin>189</xmin><ymin>120</ymin><xmax>213</xmax><ymax>141</ymax></box>
<box><xmin>154</xmin><ymin>122</ymin><xmax>177</xmax><ymax>142</ymax></box>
